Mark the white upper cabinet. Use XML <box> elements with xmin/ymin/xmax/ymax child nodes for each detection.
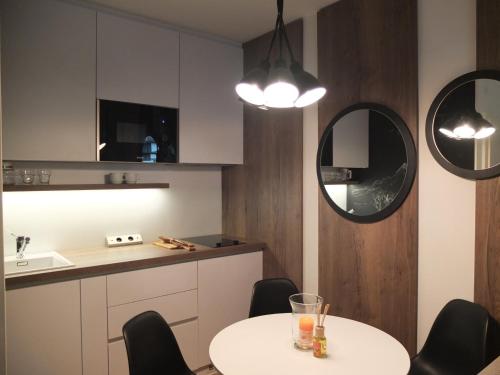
<box><xmin>97</xmin><ymin>12</ymin><xmax>180</xmax><ymax>108</ymax></box>
<box><xmin>179</xmin><ymin>33</ymin><xmax>243</xmax><ymax>164</ymax></box>
<box><xmin>1</xmin><ymin>0</ymin><xmax>97</xmax><ymax>161</ymax></box>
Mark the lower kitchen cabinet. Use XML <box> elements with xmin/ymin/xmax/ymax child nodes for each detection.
<box><xmin>6</xmin><ymin>250</ymin><xmax>263</xmax><ymax>374</ymax></box>
<box><xmin>197</xmin><ymin>252</ymin><xmax>263</xmax><ymax>366</ymax></box>
<box><xmin>6</xmin><ymin>280</ymin><xmax>82</xmax><ymax>375</ymax></box>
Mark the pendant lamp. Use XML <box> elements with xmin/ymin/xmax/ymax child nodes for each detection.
<box><xmin>235</xmin><ymin>0</ymin><xmax>326</xmax><ymax>109</ymax></box>
<box><xmin>438</xmin><ymin>110</ymin><xmax>496</xmax><ymax>140</ymax></box>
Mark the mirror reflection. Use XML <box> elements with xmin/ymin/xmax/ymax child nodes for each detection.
<box><xmin>433</xmin><ymin>78</ymin><xmax>500</xmax><ymax>171</ymax></box>
<box><xmin>319</xmin><ymin>108</ymin><xmax>409</xmax><ymax>217</ymax></box>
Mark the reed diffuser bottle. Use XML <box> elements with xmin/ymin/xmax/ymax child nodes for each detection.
<box><xmin>313</xmin><ymin>325</ymin><xmax>327</xmax><ymax>358</ymax></box>
<box><xmin>313</xmin><ymin>303</ymin><xmax>329</xmax><ymax>358</ymax></box>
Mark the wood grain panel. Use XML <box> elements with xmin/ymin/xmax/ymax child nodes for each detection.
<box><xmin>475</xmin><ymin>0</ymin><xmax>500</xmax><ymax>321</ymax></box>
<box><xmin>318</xmin><ymin>0</ymin><xmax>418</xmax><ymax>353</ymax></box>
<box><xmin>221</xmin><ymin>20</ymin><xmax>303</xmax><ymax>289</ymax></box>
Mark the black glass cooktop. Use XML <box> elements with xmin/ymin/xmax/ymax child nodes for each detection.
<box><xmin>180</xmin><ymin>234</ymin><xmax>244</xmax><ymax>248</ymax></box>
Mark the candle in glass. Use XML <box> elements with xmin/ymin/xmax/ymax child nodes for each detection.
<box><xmin>298</xmin><ymin>316</ymin><xmax>314</xmax><ymax>347</ymax></box>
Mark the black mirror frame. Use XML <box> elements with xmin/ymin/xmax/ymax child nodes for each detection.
<box><xmin>316</xmin><ymin>103</ymin><xmax>417</xmax><ymax>223</ymax></box>
<box><xmin>426</xmin><ymin>70</ymin><xmax>500</xmax><ymax>180</ymax></box>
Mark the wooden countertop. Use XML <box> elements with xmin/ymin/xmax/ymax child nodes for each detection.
<box><xmin>5</xmin><ymin>240</ymin><xmax>266</xmax><ymax>290</ymax></box>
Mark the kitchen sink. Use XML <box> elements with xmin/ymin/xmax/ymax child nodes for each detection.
<box><xmin>4</xmin><ymin>251</ymin><xmax>74</xmax><ymax>276</ymax></box>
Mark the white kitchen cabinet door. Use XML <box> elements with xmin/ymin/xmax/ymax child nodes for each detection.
<box><xmin>179</xmin><ymin>33</ymin><xmax>243</xmax><ymax>164</ymax></box>
<box><xmin>197</xmin><ymin>251</ymin><xmax>263</xmax><ymax>366</ymax></box>
<box><xmin>81</xmin><ymin>277</ymin><xmax>108</xmax><ymax>375</ymax></box>
<box><xmin>6</xmin><ymin>281</ymin><xmax>82</xmax><ymax>375</ymax></box>
<box><xmin>1</xmin><ymin>0</ymin><xmax>97</xmax><ymax>161</ymax></box>
<box><xmin>97</xmin><ymin>12</ymin><xmax>179</xmax><ymax>108</ymax></box>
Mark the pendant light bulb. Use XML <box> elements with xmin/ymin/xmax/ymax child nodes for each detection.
<box><xmin>453</xmin><ymin>123</ymin><xmax>475</xmax><ymax>139</ymax></box>
<box><xmin>291</xmin><ymin>62</ymin><xmax>326</xmax><ymax>108</ymax></box>
<box><xmin>474</xmin><ymin>126</ymin><xmax>496</xmax><ymax>139</ymax></box>
<box><xmin>264</xmin><ymin>59</ymin><xmax>299</xmax><ymax>108</ymax></box>
<box><xmin>236</xmin><ymin>83</ymin><xmax>265</xmax><ymax>106</ymax></box>
<box><xmin>439</xmin><ymin>128</ymin><xmax>457</xmax><ymax>139</ymax></box>
<box><xmin>295</xmin><ymin>87</ymin><xmax>327</xmax><ymax>108</ymax></box>
<box><xmin>235</xmin><ymin>62</ymin><xmax>269</xmax><ymax>106</ymax></box>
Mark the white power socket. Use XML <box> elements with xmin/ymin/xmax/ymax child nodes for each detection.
<box><xmin>106</xmin><ymin>233</ymin><xmax>143</xmax><ymax>247</ymax></box>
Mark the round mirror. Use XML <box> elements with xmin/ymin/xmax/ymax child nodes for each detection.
<box><xmin>317</xmin><ymin>103</ymin><xmax>416</xmax><ymax>223</ymax></box>
<box><xmin>426</xmin><ymin>70</ymin><xmax>500</xmax><ymax>180</ymax></box>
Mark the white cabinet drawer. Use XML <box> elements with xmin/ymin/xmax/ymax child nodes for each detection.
<box><xmin>107</xmin><ymin>262</ymin><xmax>197</xmax><ymax>306</ymax></box>
<box><xmin>108</xmin><ymin>289</ymin><xmax>198</xmax><ymax>339</ymax></box>
<box><xmin>109</xmin><ymin>319</ymin><xmax>198</xmax><ymax>374</ymax></box>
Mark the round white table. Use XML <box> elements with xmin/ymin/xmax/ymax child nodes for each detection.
<box><xmin>209</xmin><ymin>313</ymin><xmax>410</xmax><ymax>375</ymax></box>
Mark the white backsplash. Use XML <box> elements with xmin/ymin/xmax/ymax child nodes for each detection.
<box><xmin>2</xmin><ymin>163</ymin><xmax>222</xmax><ymax>256</ymax></box>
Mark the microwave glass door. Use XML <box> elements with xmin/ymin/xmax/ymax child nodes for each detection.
<box><xmin>98</xmin><ymin>100</ymin><xmax>178</xmax><ymax>163</ymax></box>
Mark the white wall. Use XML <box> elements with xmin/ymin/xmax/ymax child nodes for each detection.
<box><xmin>302</xmin><ymin>13</ymin><xmax>319</xmax><ymax>295</ymax></box>
<box><xmin>2</xmin><ymin>163</ymin><xmax>222</xmax><ymax>255</ymax></box>
<box><xmin>417</xmin><ymin>0</ymin><xmax>476</xmax><ymax>349</ymax></box>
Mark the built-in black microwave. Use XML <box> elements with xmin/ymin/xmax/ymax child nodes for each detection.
<box><xmin>98</xmin><ymin>99</ymin><xmax>178</xmax><ymax>163</ymax></box>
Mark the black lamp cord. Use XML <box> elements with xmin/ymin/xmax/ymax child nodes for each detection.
<box><xmin>264</xmin><ymin>0</ymin><xmax>297</xmax><ymax>65</ymax></box>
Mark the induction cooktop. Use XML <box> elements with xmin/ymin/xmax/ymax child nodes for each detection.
<box><xmin>180</xmin><ymin>234</ymin><xmax>244</xmax><ymax>248</ymax></box>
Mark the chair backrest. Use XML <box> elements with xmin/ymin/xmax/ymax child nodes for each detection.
<box><xmin>249</xmin><ymin>277</ymin><xmax>299</xmax><ymax>318</ymax></box>
<box><xmin>122</xmin><ymin>311</ymin><xmax>193</xmax><ymax>375</ymax></box>
<box><xmin>418</xmin><ymin>299</ymin><xmax>500</xmax><ymax>374</ymax></box>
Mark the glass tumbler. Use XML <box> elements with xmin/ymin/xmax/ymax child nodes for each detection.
<box><xmin>38</xmin><ymin>169</ymin><xmax>51</xmax><ymax>184</ymax></box>
<box><xmin>289</xmin><ymin>293</ymin><xmax>324</xmax><ymax>350</ymax></box>
<box><xmin>3</xmin><ymin>169</ymin><xmax>15</xmax><ymax>185</ymax></box>
<box><xmin>21</xmin><ymin>169</ymin><xmax>35</xmax><ymax>184</ymax></box>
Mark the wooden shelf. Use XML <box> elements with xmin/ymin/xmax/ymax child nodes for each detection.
<box><xmin>3</xmin><ymin>183</ymin><xmax>170</xmax><ymax>192</ymax></box>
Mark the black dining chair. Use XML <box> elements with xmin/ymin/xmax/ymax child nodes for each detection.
<box><xmin>410</xmin><ymin>299</ymin><xmax>500</xmax><ymax>375</ymax></box>
<box><xmin>249</xmin><ymin>277</ymin><xmax>299</xmax><ymax>318</ymax></box>
<box><xmin>122</xmin><ymin>311</ymin><xmax>195</xmax><ymax>375</ymax></box>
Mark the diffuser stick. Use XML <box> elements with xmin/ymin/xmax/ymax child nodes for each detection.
<box><xmin>321</xmin><ymin>304</ymin><xmax>330</xmax><ymax>326</ymax></box>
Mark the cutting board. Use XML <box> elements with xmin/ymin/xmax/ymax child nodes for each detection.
<box><xmin>153</xmin><ymin>241</ymin><xmax>182</xmax><ymax>250</ymax></box>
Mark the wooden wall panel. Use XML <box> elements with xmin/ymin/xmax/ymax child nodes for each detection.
<box><xmin>475</xmin><ymin>0</ymin><xmax>500</xmax><ymax>321</ymax></box>
<box><xmin>221</xmin><ymin>20</ymin><xmax>303</xmax><ymax>289</ymax></box>
<box><xmin>317</xmin><ymin>0</ymin><xmax>418</xmax><ymax>353</ymax></box>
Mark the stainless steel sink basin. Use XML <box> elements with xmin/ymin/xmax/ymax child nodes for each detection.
<box><xmin>4</xmin><ymin>252</ymin><xmax>74</xmax><ymax>275</ymax></box>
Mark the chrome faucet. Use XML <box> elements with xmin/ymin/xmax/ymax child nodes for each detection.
<box><xmin>14</xmin><ymin>235</ymin><xmax>30</xmax><ymax>259</ymax></box>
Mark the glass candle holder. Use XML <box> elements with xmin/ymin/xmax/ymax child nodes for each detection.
<box><xmin>289</xmin><ymin>293</ymin><xmax>324</xmax><ymax>350</ymax></box>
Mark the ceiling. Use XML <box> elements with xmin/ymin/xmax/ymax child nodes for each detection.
<box><xmin>86</xmin><ymin>0</ymin><xmax>337</xmax><ymax>43</ymax></box>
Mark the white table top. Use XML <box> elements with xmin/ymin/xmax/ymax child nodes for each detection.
<box><xmin>479</xmin><ymin>356</ymin><xmax>500</xmax><ymax>375</ymax></box>
<box><xmin>209</xmin><ymin>313</ymin><xmax>410</xmax><ymax>375</ymax></box>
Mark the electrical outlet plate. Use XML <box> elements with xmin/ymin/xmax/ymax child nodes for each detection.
<box><xmin>106</xmin><ymin>234</ymin><xmax>143</xmax><ymax>247</ymax></box>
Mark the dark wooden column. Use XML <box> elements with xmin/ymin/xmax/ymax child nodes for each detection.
<box><xmin>474</xmin><ymin>0</ymin><xmax>500</xmax><ymax>322</ymax></box>
<box><xmin>317</xmin><ymin>0</ymin><xmax>418</xmax><ymax>353</ymax></box>
<box><xmin>222</xmin><ymin>20</ymin><xmax>304</xmax><ymax>289</ymax></box>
